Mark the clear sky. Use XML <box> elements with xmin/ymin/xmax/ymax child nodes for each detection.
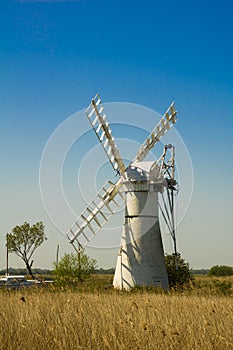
<box><xmin>1</xmin><ymin>0</ymin><xmax>233</xmax><ymax>270</ymax></box>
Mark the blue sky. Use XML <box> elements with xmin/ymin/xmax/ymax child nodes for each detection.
<box><xmin>1</xmin><ymin>0</ymin><xmax>233</xmax><ymax>270</ymax></box>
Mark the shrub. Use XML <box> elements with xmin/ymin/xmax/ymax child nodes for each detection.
<box><xmin>165</xmin><ymin>253</ymin><xmax>193</xmax><ymax>290</ymax></box>
<box><xmin>53</xmin><ymin>251</ymin><xmax>97</xmax><ymax>287</ymax></box>
<box><xmin>208</xmin><ymin>265</ymin><xmax>233</xmax><ymax>277</ymax></box>
<box><xmin>212</xmin><ymin>279</ymin><xmax>232</xmax><ymax>296</ymax></box>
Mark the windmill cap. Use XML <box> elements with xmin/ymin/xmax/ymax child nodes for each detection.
<box><xmin>124</xmin><ymin>161</ymin><xmax>163</xmax><ymax>182</ymax></box>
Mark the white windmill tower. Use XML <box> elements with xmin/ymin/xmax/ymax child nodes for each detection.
<box><xmin>67</xmin><ymin>94</ymin><xmax>178</xmax><ymax>290</ymax></box>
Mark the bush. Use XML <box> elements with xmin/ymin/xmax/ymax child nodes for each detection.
<box><xmin>208</xmin><ymin>265</ymin><xmax>233</xmax><ymax>277</ymax></box>
<box><xmin>212</xmin><ymin>279</ymin><xmax>232</xmax><ymax>296</ymax></box>
<box><xmin>165</xmin><ymin>253</ymin><xmax>193</xmax><ymax>290</ymax></box>
<box><xmin>53</xmin><ymin>251</ymin><xmax>97</xmax><ymax>287</ymax></box>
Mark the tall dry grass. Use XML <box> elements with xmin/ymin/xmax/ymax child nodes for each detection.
<box><xmin>0</xmin><ymin>288</ymin><xmax>232</xmax><ymax>350</ymax></box>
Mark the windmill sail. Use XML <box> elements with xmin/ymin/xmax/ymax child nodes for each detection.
<box><xmin>86</xmin><ymin>94</ymin><xmax>126</xmax><ymax>175</ymax></box>
<box><xmin>134</xmin><ymin>102</ymin><xmax>177</xmax><ymax>163</ymax></box>
<box><xmin>67</xmin><ymin>97</ymin><xmax>177</xmax><ymax>254</ymax></box>
<box><xmin>66</xmin><ymin>179</ymin><xmax>124</xmax><ymax>251</ymax></box>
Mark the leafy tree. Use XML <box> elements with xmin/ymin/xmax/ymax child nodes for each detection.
<box><xmin>208</xmin><ymin>265</ymin><xmax>233</xmax><ymax>277</ymax></box>
<box><xmin>165</xmin><ymin>253</ymin><xmax>193</xmax><ymax>289</ymax></box>
<box><xmin>7</xmin><ymin>222</ymin><xmax>47</xmax><ymax>278</ymax></box>
<box><xmin>53</xmin><ymin>251</ymin><xmax>97</xmax><ymax>286</ymax></box>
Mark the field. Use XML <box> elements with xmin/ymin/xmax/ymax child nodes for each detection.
<box><xmin>0</xmin><ymin>275</ymin><xmax>232</xmax><ymax>350</ymax></box>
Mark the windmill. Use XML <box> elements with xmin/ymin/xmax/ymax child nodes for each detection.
<box><xmin>66</xmin><ymin>94</ymin><xmax>178</xmax><ymax>290</ymax></box>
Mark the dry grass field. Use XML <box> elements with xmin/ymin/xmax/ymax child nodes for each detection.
<box><xmin>0</xmin><ymin>275</ymin><xmax>232</xmax><ymax>350</ymax></box>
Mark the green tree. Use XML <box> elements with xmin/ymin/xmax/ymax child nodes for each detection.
<box><xmin>54</xmin><ymin>251</ymin><xmax>97</xmax><ymax>286</ymax></box>
<box><xmin>7</xmin><ymin>222</ymin><xmax>47</xmax><ymax>278</ymax></box>
<box><xmin>208</xmin><ymin>265</ymin><xmax>233</xmax><ymax>277</ymax></box>
<box><xmin>165</xmin><ymin>253</ymin><xmax>193</xmax><ymax>289</ymax></box>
